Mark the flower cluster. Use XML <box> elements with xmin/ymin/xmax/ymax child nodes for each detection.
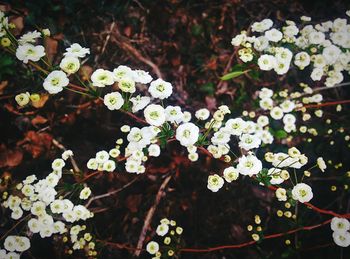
<box><xmin>146</xmin><ymin>218</ymin><xmax>183</xmax><ymax>258</ymax></box>
<box><xmin>256</xmin><ymin>85</ymin><xmax>325</xmax><ymax>136</ymax></box>
<box><xmin>1</xmin><ymin>150</ymin><xmax>94</xmax><ymax>258</ymax></box>
<box><xmin>0</xmin><ymin>236</ymin><xmax>30</xmax><ymax>259</ymax></box>
<box><xmin>231</xmin><ymin>12</ymin><xmax>350</xmax><ymax>86</ymax></box>
<box><xmin>330</xmin><ymin>217</ymin><xmax>350</xmax><ymax>247</ymax></box>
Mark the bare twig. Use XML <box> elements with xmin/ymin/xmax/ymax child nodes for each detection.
<box><xmin>86</xmin><ymin>175</ymin><xmax>141</xmax><ymax>208</ymax></box>
<box><xmin>52</xmin><ymin>139</ymin><xmax>81</xmax><ymax>174</ymax></box>
<box><xmin>134</xmin><ymin>174</ymin><xmax>172</xmax><ymax>256</ymax></box>
<box><xmin>111</xmin><ymin>24</ymin><xmax>163</xmax><ymax>78</ymax></box>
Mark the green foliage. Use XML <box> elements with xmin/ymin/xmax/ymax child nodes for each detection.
<box><xmin>159</xmin><ymin>123</ymin><xmax>174</xmax><ymax>148</ymax></box>
<box><xmin>0</xmin><ymin>53</ymin><xmax>15</xmax><ymax>81</ymax></box>
<box><xmin>256</xmin><ymin>168</ymin><xmax>272</xmax><ymax>186</ymax></box>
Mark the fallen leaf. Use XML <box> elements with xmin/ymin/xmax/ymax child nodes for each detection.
<box><xmin>80</xmin><ymin>65</ymin><xmax>93</xmax><ymax>81</ymax></box>
<box><xmin>44</xmin><ymin>38</ymin><xmax>58</xmax><ymax>63</ymax></box>
<box><xmin>0</xmin><ymin>81</ymin><xmax>8</xmax><ymax>94</ymax></box>
<box><xmin>0</xmin><ymin>145</ymin><xmax>23</xmax><ymax>168</ymax></box>
<box><xmin>9</xmin><ymin>16</ymin><xmax>24</xmax><ymax>35</ymax></box>
<box><xmin>32</xmin><ymin>94</ymin><xmax>49</xmax><ymax>108</ymax></box>
<box><xmin>31</xmin><ymin>115</ymin><xmax>48</xmax><ymax>127</ymax></box>
<box><xmin>18</xmin><ymin>131</ymin><xmax>53</xmax><ymax>158</ymax></box>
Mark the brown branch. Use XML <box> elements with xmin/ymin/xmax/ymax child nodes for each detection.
<box><xmin>111</xmin><ymin>24</ymin><xmax>162</xmax><ymax>78</ymax></box>
<box><xmin>52</xmin><ymin>139</ymin><xmax>81</xmax><ymax>174</ymax></box>
<box><xmin>85</xmin><ymin>175</ymin><xmax>141</xmax><ymax>208</ymax></box>
<box><xmin>134</xmin><ymin>173</ymin><xmax>173</xmax><ymax>256</ymax></box>
<box><xmin>179</xmin><ymin>218</ymin><xmax>332</xmax><ymax>253</ymax></box>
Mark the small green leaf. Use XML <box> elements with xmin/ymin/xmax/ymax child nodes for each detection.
<box><xmin>221</xmin><ymin>69</ymin><xmax>249</xmax><ymax>81</ymax></box>
<box><xmin>275</xmin><ymin>130</ymin><xmax>288</xmax><ymax>139</ymax></box>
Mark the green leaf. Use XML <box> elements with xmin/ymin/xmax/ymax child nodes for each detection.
<box><xmin>221</xmin><ymin>69</ymin><xmax>249</xmax><ymax>81</ymax></box>
<box><xmin>275</xmin><ymin>130</ymin><xmax>288</xmax><ymax>139</ymax></box>
<box><xmin>200</xmin><ymin>82</ymin><xmax>215</xmax><ymax>95</ymax></box>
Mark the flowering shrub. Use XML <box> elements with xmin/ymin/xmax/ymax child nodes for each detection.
<box><xmin>0</xmin><ymin>5</ymin><xmax>350</xmax><ymax>259</ymax></box>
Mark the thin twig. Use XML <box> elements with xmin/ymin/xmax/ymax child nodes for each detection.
<box><xmin>85</xmin><ymin>175</ymin><xmax>141</xmax><ymax>208</ymax></box>
<box><xmin>134</xmin><ymin>174</ymin><xmax>173</xmax><ymax>256</ymax></box>
<box><xmin>52</xmin><ymin>139</ymin><xmax>81</xmax><ymax>174</ymax></box>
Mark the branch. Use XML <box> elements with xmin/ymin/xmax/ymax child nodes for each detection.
<box><xmin>179</xmin><ymin>218</ymin><xmax>332</xmax><ymax>253</ymax></box>
<box><xmin>52</xmin><ymin>138</ymin><xmax>81</xmax><ymax>174</ymax></box>
<box><xmin>134</xmin><ymin>173</ymin><xmax>173</xmax><ymax>256</ymax></box>
<box><xmin>85</xmin><ymin>175</ymin><xmax>141</xmax><ymax>208</ymax></box>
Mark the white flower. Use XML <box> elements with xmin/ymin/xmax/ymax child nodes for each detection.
<box><xmin>87</xmin><ymin>158</ymin><xmax>98</xmax><ymax>170</ymax></box>
<box><xmin>322</xmin><ymin>45</ymin><xmax>341</xmax><ymax>65</ymax></box>
<box><xmin>238</xmin><ymin>134</ymin><xmax>261</xmax><ymax>150</ymax></box>
<box><xmin>265</xmin><ymin>28</ymin><xmax>283</xmax><ymax>42</ymax></box>
<box><xmin>274</xmin><ymin>61</ymin><xmax>290</xmax><ymax>75</ymax></box>
<box><xmin>104</xmin><ymin>92</ymin><xmax>124</xmax><ymax>110</ymax></box>
<box><xmin>4</xmin><ymin>236</ymin><xmax>18</xmax><ymax>252</ymax></box>
<box><xmin>156</xmin><ymin>223</ymin><xmax>169</xmax><ymax>236</ymax></box>
<box><xmin>95</xmin><ymin>150</ymin><xmax>109</xmax><ymax>163</ymax></box>
<box><xmin>259</xmin><ymin>98</ymin><xmax>273</xmax><ymax>110</ymax></box>
<box><xmin>231</xmin><ymin>34</ymin><xmax>246</xmax><ymax>46</ymax></box>
<box><xmin>237</xmin><ymin>153</ymin><xmax>262</xmax><ymax>176</ymax></box>
<box><xmin>43</xmin><ymin>70</ymin><xmax>69</xmax><ymax>94</ymax></box>
<box><xmin>294</xmin><ymin>52</ymin><xmax>310</xmax><ymax>69</ymax></box>
<box><xmin>270</xmin><ymin>107</ymin><xmax>284</xmax><ymax>120</ymax></box>
<box><xmin>132</xmin><ymin>69</ymin><xmax>153</xmax><ymax>84</ymax></box>
<box><xmin>148</xmin><ymin>144</ymin><xmax>161</xmax><ymax>157</ymax></box>
<box><xmin>257</xmin><ymin>115</ymin><xmax>269</xmax><ymax>127</ymax></box>
<box><xmin>223</xmin><ymin>167</ymin><xmax>239</xmax><ymax>182</ymax></box>
<box><xmin>113</xmin><ymin>65</ymin><xmax>133</xmax><ymax>81</ymax></box>
<box><xmin>28</xmin><ymin>218</ymin><xmax>40</xmax><ymax>233</ymax></box>
<box><xmin>292</xmin><ymin>183</ymin><xmax>313</xmax><ymax>203</ymax></box>
<box><xmin>207</xmin><ymin>174</ymin><xmax>224</xmax><ymax>192</ymax></box>
<box><xmin>176</xmin><ymin>122</ymin><xmax>199</xmax><ymax>147</ymax></box>
<box><xmin>300</xmin><ymin>16</ymin><xmax>311</xmax><ymax>21</ymax></box>
<box><xmin>317</xmin><ymin>157</ymin><xmax>327</xmax><ymax>172</ymax></box>
<box><xmin>195</xmin><ymin>108</ymin><xmax>210</xmax><ymax>120</ymax></box>
<box><xmin>79</xmin><ymin>187</ymin><xmax>92</xmax><ymax>200</ymax></box>
<box><xmin>224</xmin><ymin>118</ymin><xmax>246</xmax><ymax>135</ymax></box>
<box><xmin>165</xmin><ymin>105</ymin><xmax>183</xmax><ymax>124</ymax></box>
<box><xmin>331</xmin><ymin>217</ymin><xmax>350</xmax><ymax>233</ymax></box>
<box><xmin>188</xmin><ymin>152</ymin><xmax>199</xmax><ymax>161</ymax></box>
<box><xmin>259</xmin><ymin>88</ymin><xmax>273</xmax><ymax>99</ymax></box>
<box><xmin>11</xmin><ymin>207</ymin><xmax>23</xmax><ymax>220</ymax></box>
<box><xmin>258</xmin><ymin>55</ymin><xmax>277</xmax><ymax>71</ymax></box>
<box><xmin>18</xmin><ymin>30</ymin><xmax>41</xmax><ymax>45</ymax></box>
<box><xmin>103</xmin><ymin>160</ymin><xmax>116</xmax><ymax>172</ymax></box>
<box><xmin>275</xmin><ymin>188</ymin><xmax>287</xmax><ymax>201</ymax></box>
<box><xmin>59</xmin><ymin>56</ymin><xmax>80</xmax><ymax>74</ymax></box>
<box><xmin>91</xmin><ymin>69</ymin><xmax>115</xmax><ymax>87</ymax></box>
<box><xmin>13</xmin><ymin>236</ymin><xmax>30</xmax><ymax>252</ymax></box>
<box><xmin>16</xmin><ymin>44</ymin><xmax>45</xmax><ymax>63</ymax></box>
<box><xmin>130</xmin><ymin>95</ymin><xmax>150</xmax><ymax>113</ymax></box>
<box><xmin>253</xmin><ymin>36</ymin><xmax>269</xmax><ymax>51</ymax></box>
<box><xmin>118</xmin><ymin>77</ymin><xmax>136</xmax><ymax>93</ymax></box>
<box><xmin>50</xmin><ymin>159</ymin><xmax>65</xmax><ymax>172</ymax></box>
<box><xmin>64</xmin><ymin>43</ymin><xmax>90</xmax><ymax>58</ymax></box>
<box><xmin>283</xmin><ymin>114</ymin><xmax>296</xmax><ymax>125</ymax></box>
<box><xmin>308</xmin><ymin>31</ymin><xmax>325</xmax><ymax>45</ymax></box>
<box><xmin>146</xmin><ymin>241</ymin><xmax>159</xmax><ymax>255</ymax></box>
<box><xmin>62</xmin><ymin>150</ymin><xmax>73</xmax><ymax>160</ymax></box>
<box><xmin>280</xmin><ymin>100</ymin><xmax>295</xmax><ymax>113</ymax></box>
<box><xmin>149</xmin><ymin>78</ymin><xmax>172</xmax><ymax>99</ymax></box>
<box><xmin>144</xmin><ymin>104</ymin><xmax>166</xmax><ymax>126</ymax></box>
<box><xmin>50</xmin><ymin>199</ymin><xmax>64</xmax><ymax>213</ymax></box>
<box><xmin>333</xmin><ymin>231</ymin><xmax>350</xmax><ymax>247</ymax></box>
<box><xmin>310</xmin><ymin>67</ymin><xmax>324</xmax><ymax>81</ymax></box>
<box><xmin>15</xmin><ymin>92</ymin><xmax>30</xmax><ymax>106</ymax></box>
<box><xmin>251</xmin><ymin>19</ymin><xmax>273</xmax><ymax>32</ymax></box>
